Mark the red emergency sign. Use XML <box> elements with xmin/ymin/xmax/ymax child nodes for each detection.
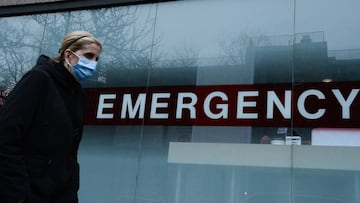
<box><xmin>84</xmin><ymin>82</ymin><xmax>360</xmax><ymax>127</ymax></box>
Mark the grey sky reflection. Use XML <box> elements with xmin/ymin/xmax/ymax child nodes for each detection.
<box><xmin>296</xmin><ymin>0</ymin><xmax>360</xmax><ymax>50</ymax></box>
<box><xmin>155</xmin><ymin>0</ymin><xmax>359</xmax><ymax>59</ymax></box>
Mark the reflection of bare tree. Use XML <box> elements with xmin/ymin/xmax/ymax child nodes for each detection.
<box><xmin>0</xmin><ymin>17</ymin><xmax>41</xmax><ymax>90</ymax></box>
<box><xmin>156</xmin><ymin>43</ymin><xmax>199</xmax><ymax>68</ymax></box>
<box><xmin>30</xmin><ymin>6</ymin><xmax>157</xmax><ymax>86</ymax></box>
<box><xmin>0</xmin><ymin>5</ymin><xmax>197</xmax><ymax>89</ymax></box>
<box><xmin>32</xmin><ymin>13</ymin><xmax>71</xmax><ymax>54</ymax></box>
<box><xmin>219</xmin><ymin>32</ymin><xmax>271</xmax><ymax>65</ymax></box>
<box><xmin>87</xmin><ymin>7</ymin><xmax>156</xmax><ymax>82</ymax></box>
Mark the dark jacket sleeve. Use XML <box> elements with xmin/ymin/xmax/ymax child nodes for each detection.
<box><xmin>0</xmin><ymin>69</ymin><xmax>50</xmax><ymax>202</ymax></box>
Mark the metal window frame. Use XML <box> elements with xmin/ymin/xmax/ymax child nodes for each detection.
<box><xmin>0</xmin><ymin>0</ymin><xmax>174</xmax><ymax>17</ymax></box>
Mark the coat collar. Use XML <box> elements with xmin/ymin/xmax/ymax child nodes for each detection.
<box><xmin>34</xmin><ymin>55</ymin><xmax>81</xmax><ymax>91</ymax></box>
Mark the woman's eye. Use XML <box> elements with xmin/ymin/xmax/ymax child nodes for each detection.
<box><xmin>82</xmin><ymin>52</ymin><xmax>99</xmax><ymax>61</ymax></box>
<box><xmin>84</xmin><ymin>53</ymin><xmax>95</xmax><ymax>60</ymax></box>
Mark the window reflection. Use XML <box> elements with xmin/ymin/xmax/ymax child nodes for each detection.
<box><xmin>0</xmin><ymin>0</ymin><xmax>360</xmax><ymax>203</ymax></box>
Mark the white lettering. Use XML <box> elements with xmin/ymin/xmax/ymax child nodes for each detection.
<box><xmin>204</xmin><ymin>91</ymin><xmax>228</xmax><ymax>119</ymax></box>
<box><xmin>121</xmin><ymin>93</ymin><xmax>146</xmax><ymax>119</ymax></box>
<box><xmin>96</xmin><ymin>94</ymin><xmax>116</xmax><ymax>119</ymax></box>
<box><xmin>332</xmin><ymin>89</ymin><xmax>359</xmax><ymax>119</ymax></box>
<box><xmin>94</xmin><ymin>86</ymin><xmax>359</xmax><ymax>125</ymax></box>
<box><xmin>176</xmin><ymin>92</ymin><xmax>197</xmax><ymax>119</ymax></box>
<box><xmin>150</xmin><ymin>93</ymin><xmax>170</xmax><ymax>119</ymax></box>
<box><xmin>267</xmin><ymin>90</ymin><xmax>291</xmax><ymax>119</ymax></box>
<box><xmin>298</xmin><ymin>89</ymin><xmax>325</xmax><ymax>119</ymax></box>
<box><xmin>237</xmin><ymin>91</ymin><xmax>258</xmax><ymax>119</ymax></box>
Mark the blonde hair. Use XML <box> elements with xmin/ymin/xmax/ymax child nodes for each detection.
<box><xmin>52</xmin><ymin>31</ymin><xmax>102</xmax><ymax>63</ymax></box>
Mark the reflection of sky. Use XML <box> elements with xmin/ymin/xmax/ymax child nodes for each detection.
<box><xmin>155</xmin><ymin>0</ymin><xmax>293</xmax><ymax>59</ymax></box>
<box><xmin>296</xmin><ymin>0</ymin><xmax>360</xmax><ymax>50</ymax></box>
<box><xmin>1</xmin><ymin>0</ymin><xmax>359</xmax><ymax>62</ymax></box>
<box><xmin>155</xmin><ymin>0</ymin><xmax>359</xmax><ymax>59</ymax></box>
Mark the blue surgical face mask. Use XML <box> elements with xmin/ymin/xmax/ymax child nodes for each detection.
<box><xmin>67</xmin><ymin>51</ymin><xmax>97</xmax><ymax>81</ymax></box>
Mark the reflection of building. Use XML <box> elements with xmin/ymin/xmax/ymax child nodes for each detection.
<box><xmin>249</xmin><ymin>32</ymin><xmax>360</xmax><ymax>83</ymax></box>
<box><xmin>327</xmin><ymin>50</ymin><xmax>360</xmax><ymax>82</ymax></box>
<box><xmin>248</xmin><ymin>32</ymin><xmax>360</xmax><ymax>144</ymax></box>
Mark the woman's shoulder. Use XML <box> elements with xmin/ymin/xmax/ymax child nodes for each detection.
<box><xmin>24</xmin><ymin>68</ymin><xmax>52</xmax><ymax>82</ymax></box>
<box><xmin>26</xmin><ymin>56</ymin><xmax>56</xmax><ymax>81</ymax></box>
<box><xmin>16</xmin><ymin>66</ymin><xmax>54</xmax><ymax>91</ymax></box>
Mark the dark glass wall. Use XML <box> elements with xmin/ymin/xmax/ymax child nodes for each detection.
<box><xmin>0</xmin><ymin>0</ymin><xmax>359</xmax><ymax>202</ymax></box>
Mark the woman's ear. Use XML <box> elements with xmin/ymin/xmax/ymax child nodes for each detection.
<box><xmin>63</xmin><ymin>49</ymin><xmax>73</xmax><ymax>70</ymax></box>
<box><xmin>64</xmin><ymin>49</ymin><xmax>71</xmax><ymax>61</ymax></box>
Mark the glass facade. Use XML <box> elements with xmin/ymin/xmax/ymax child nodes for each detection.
<box><xmin>1</xmin><ymin>0</ymin><xmax>360</xmax><ymax>202</ymax></box>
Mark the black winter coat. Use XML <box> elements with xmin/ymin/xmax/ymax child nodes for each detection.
<box><xmin>0</xmin><ymin>55</ymin><xmax>86</xmax><ymax>203</ymax></box>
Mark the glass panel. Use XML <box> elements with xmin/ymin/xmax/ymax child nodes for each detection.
<box><xmin>136</xmin><ymin>0</ymin><xmax>295</xmax><ymax>202</ymax></box>
<box><xmin>294</xmin><ymin>0</ymin><xmax>360</xmax><ymax>202</ymax></box>
<box><xmin>6</xmin><ymin>0</ymin><xmax>360</xmax><ymax>202</ymax></box>
<box><xmin>51</xmin><ymin>8</ymin><xmax>159</xmax><ymax>200</ymax></box>
<box><xmin>41</xmin><ymin>5</ymin><xmax>158</xmax><ymax>202</ymax></box>
<box><xmin>79</xmin><ymin>126</ymin><xmax>142</xmax><ymax>202</ymax></box>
